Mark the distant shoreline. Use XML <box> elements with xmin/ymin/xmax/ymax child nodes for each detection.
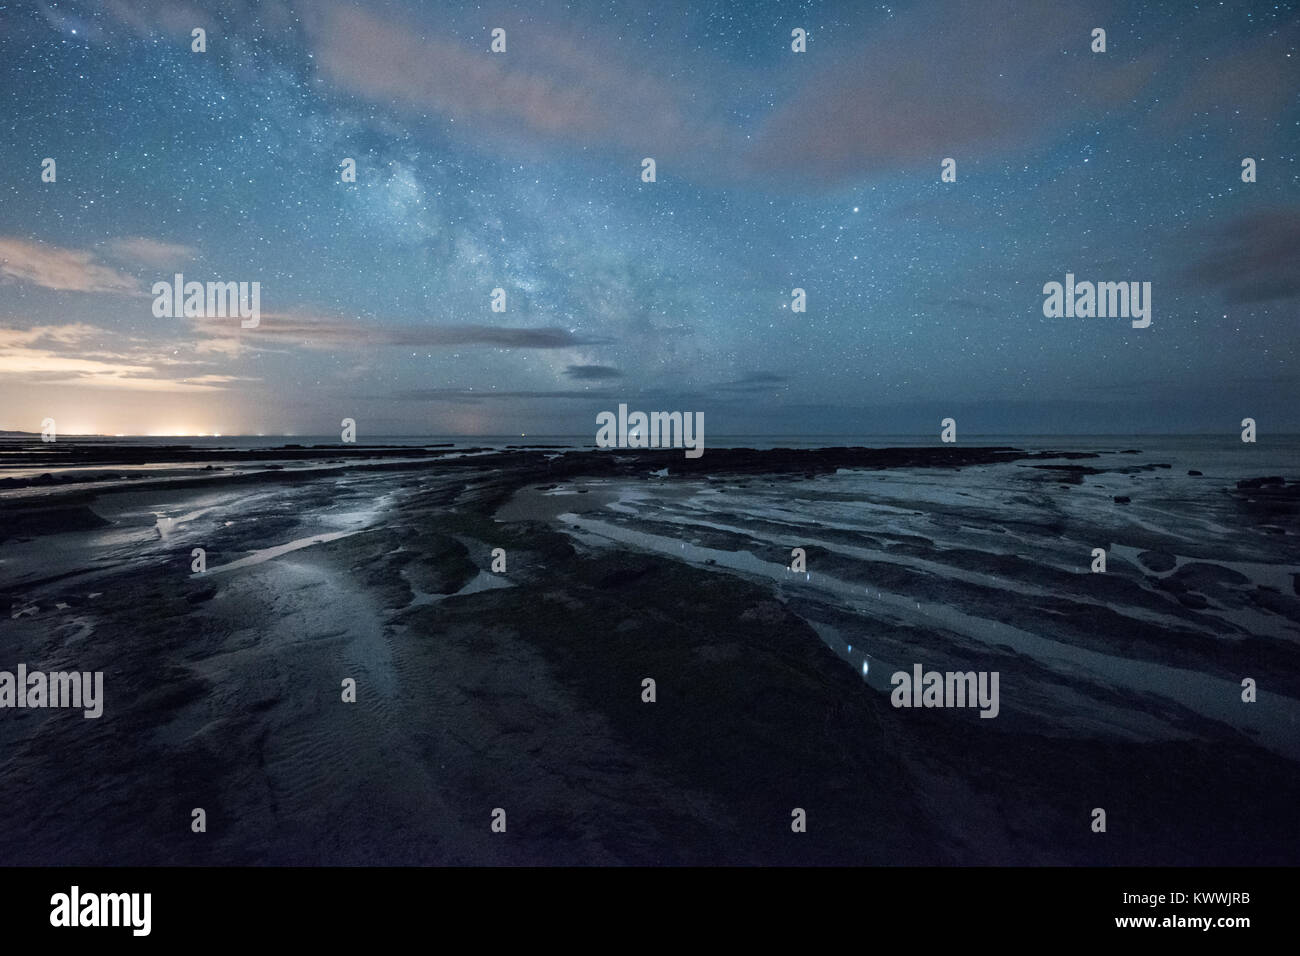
<box><xmin>7</xmin><ymin>431</ymin><xmax>1300</xmax><ymax>440</ymax></box>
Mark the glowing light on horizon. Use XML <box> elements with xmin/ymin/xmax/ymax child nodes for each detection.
<box><xmin>146</xmin><ymin>428</ymin><xmax>206</xmax><ymax>437</ymax></box>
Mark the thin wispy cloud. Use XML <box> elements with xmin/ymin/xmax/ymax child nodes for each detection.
<box><xmin>1185</xmin><ymin>208</ymin><xmax>1300</xmax><ymax>305</ymax></box>
<box><xmin>102</xmin><ymin>237</ymin><xmax>199</xmax><ymax>267</ymax></box>
<box><xmin>0</xmin><ymin>238</ymin><xmax>139</xmax><ymax>294</ymax></box>
<box><xmin>717</xmin><ymin>372</ymin><xmax>788</xmax><ymax>393</ymax></box>
<box><xmin>189</xmin><ymin>311</ymin><xmax>606</xmax><ymax>353</ymax></box>
<box><xmin>0</xmin><ymin>321</ymin><xmax>253</xmax><ymax>392</ymax></box>
<box><xmin>296</xmin><ymin>0</ymin><xmax>745</xmax><ymax>174</ymax></box>
<box><xmin>564</xmin><ymin>364</ymin><xmax>623</xmax><ymax>381</ymax></box>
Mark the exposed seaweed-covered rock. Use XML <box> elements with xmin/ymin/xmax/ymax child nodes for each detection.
<box><xmin>1138</xmin><ymin>551</ymin><xmax>1177</xmax><ymax>573</ymax></box>
<box><xmin>1237</xmin><ymin>476</ymin><xmax>1285</xmax><ymax>490</ymax></box>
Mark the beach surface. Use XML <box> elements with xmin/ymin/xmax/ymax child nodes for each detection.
<box><xmin>2</xmin><ymin>438</ymin><xmax>1298</xmax><ymax>864</ymax></box>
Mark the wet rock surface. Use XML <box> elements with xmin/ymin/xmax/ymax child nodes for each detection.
<box><xmin>2</xmin><ymin>445</ymin><xmax>1298</xmax><ymax>865</ymax></box>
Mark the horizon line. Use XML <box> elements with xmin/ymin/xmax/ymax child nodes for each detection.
<box><xmin>4</xmin><ymin>431</ymin><xmax>1299</xmax><ymax>440</ymax></box>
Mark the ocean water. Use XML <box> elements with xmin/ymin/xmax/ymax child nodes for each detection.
<box><xmin>6</xmin><ymin>433</ymin><xmax>1300</xmax><ymax>471</ymax></box>
<box><xmin>4</xmin><ymin>434</ymin><xmax>1297</xmax><ymax>500</ymax></box>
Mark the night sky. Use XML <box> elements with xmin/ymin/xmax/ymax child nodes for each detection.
<box><xmin>1</xmin><ymin>0</ymin><xmax>1297</xmax><ymax>437</ymax></box>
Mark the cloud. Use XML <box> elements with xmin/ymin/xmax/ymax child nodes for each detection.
<box><xmin>0</xmin><ymin>321</ymin><xmax>250</xmax><ymax>392</ymax></box>
<box><xmin>0</xmin><ymin>238</ymin><xmax>140</xmax><ymax>294</ymax></box>
<box><xmin>717</xmin><ymin>372</ymin><xmax>788</xmax><ymax>393</ymax></box>
<box><xmin>1150</xmin><ymin>29</ymin><xmax>1300</xmax><ymax>137</ymax></box>
<box><xmin>296</xmin><ymin>0</ymin><xmax>742</xmax><ymax>171</ymax></box>
<box><xmin>190</xmin><ymin>311</ymin><xmax>605</xmax><ymax>353</ymax></box>
<box><xmin>564</xmin><ymin>364</ymin><xmax>623</xmax><ymax>381</ymax></box>
<box><xmin>392</xmin><ymin>373</ymin><xmax>789</xmax><ymax>405</ymax></box>
<box><xmin>743</xmin><ymin>1</ymin><xmax>1159</xmax><ymax>185</ymax></box>
<box><xmin>743</xmin><ymin>4</ymin><xmax>1293</xmax><ymax>188</ymax></box>
<box><xmin>1184</xmin><ymin>208</ymin><xmax>1300</xmax><ymax>304</ymax></box>
<box><xmin>0</xmin><ymin>323</ymin><xmax>103</xmax><ymax>348</ymax></box>
<box><xmin>81</xmin><ymin>0</ymin><xmax>1298</xmax><ymax>197</ymax></box>
<box><xmin>103</xmin><ymin>237</ymin><xmax>198</xmax><ymax>267</ymax></box>
<box><xmin>392</xmin><ymin>387</ymin><xmax>620</xmax><ymax>404</ymax></box>
<box><xmin>0</xmin><ymin>347</ymin><xmax>234</xmax><ymax>392</ymax></box>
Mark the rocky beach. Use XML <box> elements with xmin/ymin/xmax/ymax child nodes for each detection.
<box><xmin>1</xmin><ymin>437</ymin><xmax>1298</xmax><ymax>865</ymax></box>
